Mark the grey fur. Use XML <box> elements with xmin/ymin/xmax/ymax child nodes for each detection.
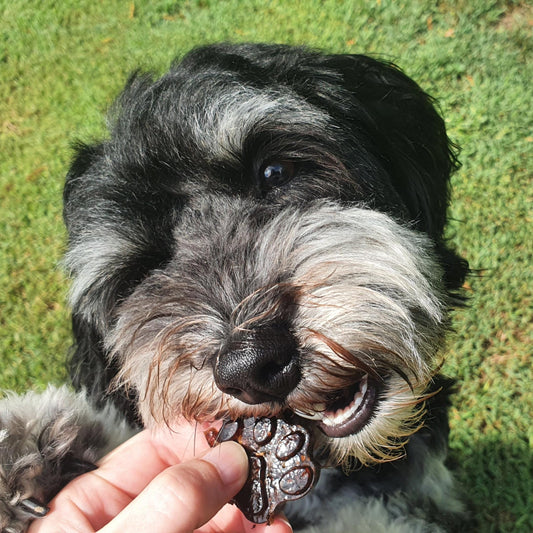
<box><xmin>0</xmin><ymin>387</ymin><xmax>134</xmax><ymax>532</ymax></box>
<box><xmin>110</xmin><ymin>199</ymin><xmax>446</xmax><ymax>464</ymax></box>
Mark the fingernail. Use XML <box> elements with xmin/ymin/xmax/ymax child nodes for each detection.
<box><xmin>202</xmin><ymin>440</ymin><xmax>249</xmax><ymax>486</ymax></box>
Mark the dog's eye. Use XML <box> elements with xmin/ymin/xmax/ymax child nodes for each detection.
<box><xmin>260</xmin><ymin>161</ymin><xmax>295</xmax><ymax>189</ymax></box>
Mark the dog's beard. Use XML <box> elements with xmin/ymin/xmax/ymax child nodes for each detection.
<box><xmin>107</xmin><ymin>200</ymin><xmax>447</xmax><ymax>466</ymax></box>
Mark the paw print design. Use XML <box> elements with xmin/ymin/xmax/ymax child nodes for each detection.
<box><xmin>208</xmin><ymin>416</ymin><xmax>320</xmax><ymax>524</ymax></box>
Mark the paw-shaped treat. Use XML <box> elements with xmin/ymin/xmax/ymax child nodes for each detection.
<box><xmin>206</xmin><ymin>416</ymin><xmax>320</xmax><ymax>524</ymax></box>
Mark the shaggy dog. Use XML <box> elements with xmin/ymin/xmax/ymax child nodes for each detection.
<box><xmin>0</xmin><ymin>43</ymin><xmax>468</xmax><ymax>532</ymax></box>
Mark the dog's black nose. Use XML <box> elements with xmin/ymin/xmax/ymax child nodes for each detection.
<box><xmin>215</xmin><ymin>325</ymin><xmax>301</xmax><ymax>404</ymax></box>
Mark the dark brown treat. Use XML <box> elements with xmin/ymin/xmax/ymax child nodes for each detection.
<box><xmin>205</xmin><ymin>416</ymin><xmax>319</xmax><ymax>524</ymax></box>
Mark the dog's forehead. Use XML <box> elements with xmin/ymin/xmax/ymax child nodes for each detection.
<box><xmin>176</xmin><ymin>80</ymin><xmax>331</xmax><ymax>159</ymax></box>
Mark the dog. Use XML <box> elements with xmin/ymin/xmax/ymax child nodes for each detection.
<box><xmin>0</xmin><ymin>43</ymin><xmax>469</xmax><ymax>532</ymax></box>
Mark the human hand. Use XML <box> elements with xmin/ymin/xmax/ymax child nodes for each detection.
<box><xmin>28</xmin><ymin>422</ymin><xmax>292</xmax><ymax>533</ymax></box>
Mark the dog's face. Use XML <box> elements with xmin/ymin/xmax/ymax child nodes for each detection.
<box><xmin>63</xmin><ymin>44</ymin><xmax>466</xmax><ymax>466</ymax></box>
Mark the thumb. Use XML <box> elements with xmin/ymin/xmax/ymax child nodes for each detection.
<box><xmin>101</xmin><ymin>440</ymin><xmax>249</xmax><ymax>533</ymax></box>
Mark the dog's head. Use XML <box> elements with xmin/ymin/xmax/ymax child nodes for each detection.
<box><xmin>63</xmin><ymin>44</ymin><xmax>467</xmax><ymax>465</ymax></box>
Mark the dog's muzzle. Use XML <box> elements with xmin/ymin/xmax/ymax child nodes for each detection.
<box><xmin>109</xmin><ymin>201</ymin><xmax>444</xmax><ymax>453</ymax></box>
<box><xmin>213</xmin><ymin>323</ymin><xmax>380</xmax><ymax>439</ymax></box>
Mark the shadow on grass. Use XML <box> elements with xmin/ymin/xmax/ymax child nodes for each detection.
<box><xmin>451</xmin><ymin>434</ymin><xmax>532</xmax><ymax>532</ymax></box>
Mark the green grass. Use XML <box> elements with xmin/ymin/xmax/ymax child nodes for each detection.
<box><xmin>1</xmin><ymin>0</ymin><xmax>531</xmax><ymax>530</ymax></box>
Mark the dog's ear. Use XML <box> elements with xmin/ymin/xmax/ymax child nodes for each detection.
<box><xmin>63</xmin><ymin>140</ymin><xmax>175</xmax><ymax>422</ymax></box>
<box><xmin>319</xmin><ymin>54</ymin><xmax>468</xmax><ymax>292</ymax></box>
<box><xmin>321</xmin><ymin>54</ymin><xmax>459</xmax><ymax>241</ymax></box>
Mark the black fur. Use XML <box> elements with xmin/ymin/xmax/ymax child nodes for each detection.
<box><xmin>64</xmin><ymin>44</ymin><xmax>467</xmax><ymax>422</ymax></box>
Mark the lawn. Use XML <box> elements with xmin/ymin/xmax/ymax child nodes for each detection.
<box><xmin>1</xmin><ymin>0</ymin><xmax>531</xmax><ymax>531</ymax></box>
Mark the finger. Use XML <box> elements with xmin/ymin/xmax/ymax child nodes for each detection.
<box><xmin>27</xmin><ymin>471</ymin><xmax>132</xmax><ymax>533</ymax></box>
<box><xmin>197</xmin><ymin>505</ymin><xmax>294</xmax><ymax>533</ymax></box>
<box><xmin>100</xmin><ymin>441</ymin><xmax>248</xmax><ymax>533</ymax></box>
<box><xmin>94</xmin><ymin>422</ymin><xmax>213</xmax><ymax>498</ymax></box>
<box><xmin>29</xmin><ymin>424</ymin><xmax>217</xmax><ymax>532</ymax></box>
<box><xmin>142</xmin><ymin>420</ymin><xmax>219</xmax><ymax>467</ymax></box>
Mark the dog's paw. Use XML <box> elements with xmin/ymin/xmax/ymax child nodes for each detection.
<box><xmin>0</xmin><ymin>386</ymin><xmax>135</xmax><ymax>532</ymax></box>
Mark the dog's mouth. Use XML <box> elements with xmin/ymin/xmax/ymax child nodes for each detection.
<box><xmin>293</xmin><ymin>374</ymin><xmax>378</xmax><ymax>438</ymax></box>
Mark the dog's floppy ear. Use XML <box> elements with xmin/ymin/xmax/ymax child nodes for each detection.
<box><xmin>322</xmin><ymin>54</ymin><xmax>459</xmax><ymax>241</ymax></box>
<box><xmin>63</xmin><ymin>143</ymin><xmax>136</xmax><ymax>423</ymax></box>
<box><xmin>321</xmin><ymin>54</ymin><xmax>468</xmax><ymax>291</ymax></box>
<box><xmin>63</xmin><ymin>140</ymin><xmax>176</xmax><ymax>424</ymax></box>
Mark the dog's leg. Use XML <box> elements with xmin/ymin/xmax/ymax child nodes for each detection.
<box><xmin>0</xmin><ymin>385</ymin><xmax>136</xmax><ymax>533</ymax></box>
